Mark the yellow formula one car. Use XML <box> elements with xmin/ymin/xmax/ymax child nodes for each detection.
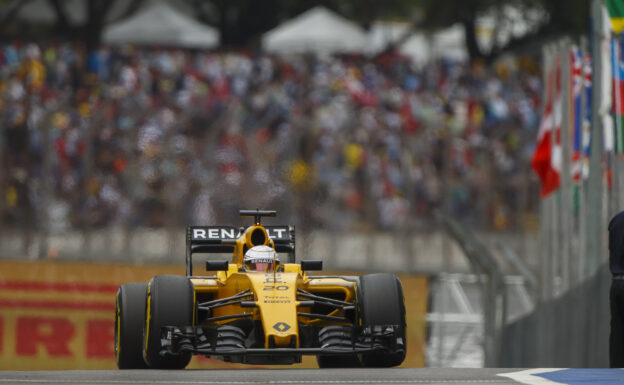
<box><xmin>114</xmin><ymin>210</ymin><xmax>406</xmax><ymax>369</ymax></box>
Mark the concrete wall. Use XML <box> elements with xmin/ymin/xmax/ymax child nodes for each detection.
<box><xmin>0</xmin><ymin>229</ymin><xmax>538</xmax><ymax>275</ymax></box>
<box><xmin>500</xmin><ymin>264</ymin><xmax>610</xmax><ymax>367</ymax></box>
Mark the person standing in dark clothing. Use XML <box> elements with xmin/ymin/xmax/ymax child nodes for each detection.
<box><xmin>609</xmin><ymin>210</ymin><xmax>624</xmax><ymax>367</ymax></box>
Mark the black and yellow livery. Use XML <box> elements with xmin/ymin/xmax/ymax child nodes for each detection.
<box><xmin>114</xmin><ymin>210</ymin><xmax>406</xmax><ymax>369</ymax></box>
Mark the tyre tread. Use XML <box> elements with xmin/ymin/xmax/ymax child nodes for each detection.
<box><xmin>359</xmin><ymin>273</ymin><xmax>406</xmax><ymax>367</ymax></box>
<box><xmin>116</xmin><ymin>282</ymin><xmax>148</xmax><ymax>369</ymax></box>
<box><xmin>143</xmin><ymin>275</ymin><xmax>193</xmax><ymax>369</ymax></box>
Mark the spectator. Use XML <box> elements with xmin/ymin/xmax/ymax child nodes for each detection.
<box><xmin>0</xmin><ymin>42</ymin><xmax>541</xmax><ymax>233</ymax></box>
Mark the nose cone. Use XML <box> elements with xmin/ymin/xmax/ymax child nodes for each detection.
<box><xmin>248</xmin><ymin>273</ymin><xmax>299</xmax><ymax>347</ymax></box>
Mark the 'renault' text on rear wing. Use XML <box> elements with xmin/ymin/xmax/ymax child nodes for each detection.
<box><xmin>185</xmin><ymin>225</ymin><xmax>295</xmax><ymax>276</ymax></box>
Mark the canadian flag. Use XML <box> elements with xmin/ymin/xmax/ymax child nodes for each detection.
<box><xmin>532</xmin><ymin>55</ymin><xmax>562</xmax><ymax>197</ymax></box>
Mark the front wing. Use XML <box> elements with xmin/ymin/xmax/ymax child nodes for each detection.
<box><xmin>160</xmin><ymin>324</ymin><xmax>404</xmax><ymax>364</ymax></box>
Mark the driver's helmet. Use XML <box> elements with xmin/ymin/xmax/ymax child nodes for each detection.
<box><xmin>243</xmin><ymin>245</ymin><xmax>280</xmax><ymax>272</ymax></box>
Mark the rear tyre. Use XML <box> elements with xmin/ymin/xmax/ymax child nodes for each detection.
<box><xmin>359</xmin><ymin>273</ymin><xmax>406</xmax><ymax>367</ymax></box>
<box><xmin>143</xmin><ymin>275</ymin><xmax>194</xmax><ymax>369</ymax></box>
<box><xmin>115</xmin><ymin>283</ymin><xmax>149</xmax><ymax>369</ymax></box>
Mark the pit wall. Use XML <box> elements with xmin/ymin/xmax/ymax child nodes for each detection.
<box><xmin>0</xmin><ymin>260</ymin><xmax>427</xmax><ymax>369</ymax></box>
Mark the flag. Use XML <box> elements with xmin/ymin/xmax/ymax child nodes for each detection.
<box><xmin>571</xmin><ymin>46</ymin><xmax>583</xmax><ymax>182</ymax></box>
<box><xmin>532</xmin><ymin>53</ymin><xmax>561</xmax><ymax>197</ymax></box>
<box><xmin>613</xmin><ymin>35</ymin><xmax>624</xmax><ymax>154</ymax></box>
<box><xmin>582</xmin><ymin>53</ymin><xmax>592</xmax><ymax>179</ymax></box>
<box><xmin>602</xmin><ymin>6</ymin><xmax>615</xmax><ymax>153</ymax></box>
<box><xmin>607</xmin><ymin>0</ymin><xmax>624</xmax><ymax>33</ymax></box>
<box><xmin>602</xmin><ymin>5</ymin><xmax>615</xmax><ymax>190</ymax></box>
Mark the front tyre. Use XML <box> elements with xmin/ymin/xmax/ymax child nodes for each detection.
<box><xmin>115</xmin><ymin>283</ymin><xmax>149</xmax><ymax>369</ymax></box>
<box><xmin>359</xmin><ymin>273</ymin><xmax>406</xmax><ymax>367</ymax></box>
<box><xmin>143</xmin><ymin>275</ymin><xmax>194</xmax><ymax>369</ymax></box>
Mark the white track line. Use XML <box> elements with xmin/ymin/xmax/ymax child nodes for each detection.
<box><xmin>0</xmin><ymin>380</ymin><xmax>510</xmax><ymax>384</ymax></box>
<box><xmin>497</xmin><ymin>369</ymin><xmax>568</xmax><ymax>385</ymax></box>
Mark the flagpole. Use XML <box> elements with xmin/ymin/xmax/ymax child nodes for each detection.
<box><xmin>587</xmin><ymin>0</ymin><xmax>606</xmax><ymax>279</ymax></box>
<box><xmin>552</xmin><ymin>45</ymin><xmax>563</xmax><ymax>297</ymax></box>
<box><xmin>544</xmin><ymin>43</ymin><xmax>557</xmax><ymax>302</ymax></box>
<box><xmin>560</xmin><ymin>38</ymin><xmax>573</xmax><ymax>294</ymax></box>
<box><xmin>570</xmin><ymin>43</ymin><xmax>582</xmax><ymax>287</ymax></box>
<box><xmin>577</xmin><ymin>37</ymin><xmax>588</xmax><ymax>287</ymax></box>
<box><xmin>538</xmin><ymin>44</ymin><xmax>552</xmax><ymax>303</ymax></box>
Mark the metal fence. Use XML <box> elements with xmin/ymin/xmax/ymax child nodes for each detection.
<box><xmin>427</xmin><ymin>273</ymin><xmax>535</xmax><ymax>368</ymax></box>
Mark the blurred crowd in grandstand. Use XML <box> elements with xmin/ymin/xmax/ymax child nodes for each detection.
<box><xmin>0</xmin><ymin>41</ymin><xmax>541</xmax><ymax>234</ymax></box>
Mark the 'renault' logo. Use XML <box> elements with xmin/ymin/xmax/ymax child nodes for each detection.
<box><xmin>273</xmin><ymin>322</ymin><xmax>290</xmax><ymax>332</ymax></box>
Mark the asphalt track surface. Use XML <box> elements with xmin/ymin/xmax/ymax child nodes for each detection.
<box><xmin>1</xmin><ymin>368</ymin><xmax>624</xmax><ymax>385</ymax></box>
<box><xmin>0</xmin><ymin>369</ymin><xmax>510</xmax><ymax>385</ymax></box>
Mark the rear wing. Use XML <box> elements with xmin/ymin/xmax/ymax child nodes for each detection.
<box><xmin>185</xmin><ymin>225</ymin><xmax>295</xmax><ymax>276</ymax></box>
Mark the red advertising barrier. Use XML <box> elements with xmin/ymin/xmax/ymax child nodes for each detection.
<box><xmin>0</xmin><ymin>260</ymin><xmax>427</xmax><ymax>369</ymax></box>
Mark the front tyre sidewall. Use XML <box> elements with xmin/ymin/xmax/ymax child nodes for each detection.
<box><xmin>143</xmin><ymin>275</ymin><xmax>194</xmax><ymax>369</ymax></box>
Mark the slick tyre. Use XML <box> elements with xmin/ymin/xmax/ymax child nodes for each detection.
<box><xmin>359</xmin><ymin>273</ymin><xmax>406</xmax><ymax>367</ymax></box>
<box><xmin>143</xmin><ymin>275</ymin><xmax>194</xmax><ymax>369</ymax></box>
<box><xmin>115</xmin><ymin>283</ymin><xmax>149</xmax><ymax>369</ymax></box>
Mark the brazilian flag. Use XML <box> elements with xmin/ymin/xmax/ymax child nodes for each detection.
<box><xmin>608</xmin><ymin>0</ymin><xmax>624</xmax><ymax>33</ymax></box>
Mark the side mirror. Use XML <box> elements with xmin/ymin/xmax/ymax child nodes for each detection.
<box><xmin>301</xmin><ymin>260</ymin><xmax>323</xmax><ymax>271</ymax></box>
<box><xmin>205</xmin><ymin>260</ymin><xmax>229</xmax><ymax>271</ymax></box>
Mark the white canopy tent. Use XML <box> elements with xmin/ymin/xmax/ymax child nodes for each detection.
<box><xmin>262</xmin><ymin>6</ymin><xmax>368</xmax><ymax>55</ymax></box>
<box><xmin>367</xmin><ymin>21</ymin><xmax>468</xmax><ymax>65</ymax></box>
<box><xmin>367</xmin><ymin>21</ymin><xmax>430</xmax><ymax>67</ymax></box>
<box><xmin>103</xmin><ymin>1</ymin><xmax>219</xmax><ymax>49</ymax></box>
<box><xmin>430</xmin><ymin>24</ymin><xmax>468</xmax><ymax>62</ymax></box>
